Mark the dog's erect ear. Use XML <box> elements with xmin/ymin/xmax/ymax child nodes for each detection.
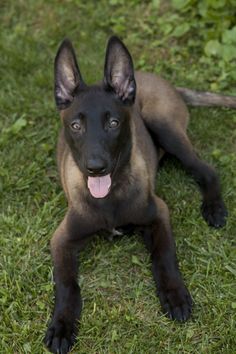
<box><xmin>54</xmin><ymin>39</ymin><xmax>84</xmax><ymax>110</ymax></box>
<box><xmin>104</xmin><ymin>36</ymin><xmax>136</xmax><ymax>105</ymax></box>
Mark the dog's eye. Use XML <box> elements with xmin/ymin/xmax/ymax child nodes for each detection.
<box><xmin>71</xmin><ymin>121</ymin><xmax>81</xmax><ymax>131</ymax></box>
<box><xmin>108</xmin><ymin>118</ymin><xmax>120</xmax><ymax>129</ymax></box>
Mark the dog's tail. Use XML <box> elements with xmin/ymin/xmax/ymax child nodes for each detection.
<box><xmin>176</xmin><ymin>87</ymin><xmax>236</xmax><ymax>109</ymax></box>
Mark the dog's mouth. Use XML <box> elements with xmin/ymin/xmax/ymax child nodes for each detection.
<box><xmin>87</xmin><ymin>153</ymin><xmax>121</xmax><ymax>199</ymax></box>
<box><xmin>87</xmin><ymin>174</ymin><xmax>111</xmax><ymax>199</ymax></box>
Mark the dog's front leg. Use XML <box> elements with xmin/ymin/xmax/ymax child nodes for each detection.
<box><xmin>144</xmin><ymin>196</ymin><xmax>192</xmax><ymax>322</ymax></box>
<box><xmin>44</xmin><ymin>209</ymin><xmax>95</xmax><ymax>354</ymax></box>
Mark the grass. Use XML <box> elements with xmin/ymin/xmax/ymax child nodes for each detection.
<box><xmin>0</xmin><ymin>1</ymin><xmax>236</xmax><ymax>353</ymax></box>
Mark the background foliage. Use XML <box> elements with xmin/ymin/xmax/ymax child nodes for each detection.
<box><xmin>0</xmin><ymin>0</ymin><xmax>235</xmax><ymax>353</ymax></box>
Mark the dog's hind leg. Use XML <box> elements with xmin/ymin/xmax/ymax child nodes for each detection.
<box><xmin>145</xmin><ymin>120</ymin><xmax>227</xmax><ymax>228</ymax></box>
<box><xmin>143</xmin><ymin>196</ymin><xmax>192</xmax><ymax>321</ymax></box>
<box><xmin>136</xmin><ymin>72</ymin><xmax>227</xmax><ymax>227</ymax></box>
<box><xmin>44</xmin><ymin>209</ymin><xmax>97</xmax><ymax>354</ymax></box>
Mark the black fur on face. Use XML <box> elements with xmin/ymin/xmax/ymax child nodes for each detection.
<box><xmin>54</xmin><ymin>36</ymin><xmax>136</xmax><ymax>179</ymax></box>
<box><xmin>62</xmin><ymin>86</ymin><xmax>132</xmax><ymax>178</ymax></box>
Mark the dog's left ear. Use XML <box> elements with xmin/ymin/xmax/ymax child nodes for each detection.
<box><xmin>104</xmin><ymin>36</ymin><xmax>136</xmax><ymax>105</ymax></box>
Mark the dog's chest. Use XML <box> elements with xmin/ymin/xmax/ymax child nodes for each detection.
<box><xmin>93</xmin><ymin>181</ymin><xmax>149</xmax><ymax>231</ymax></box>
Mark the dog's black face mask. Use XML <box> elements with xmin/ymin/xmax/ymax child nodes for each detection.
<box><xmin>54</xmin><ymin>36</ymin><xmax>136</xmax><ymax>198</ymax></box>
<box><xmin>62</xmin><ymin>88</ymin><xmax>132</xmax><ymax>198</ymax></box>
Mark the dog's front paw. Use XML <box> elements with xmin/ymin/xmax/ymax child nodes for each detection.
<box><xmin>201</xmin><ymin>199</ymin><xmax>228</xmax><ymax>228</ymax></box>
<box><xmin>159</xmin><ymin>284</ymin><xmax>192</xmax><ymax>322</ymax></box>
<box><xmin>44</xmin><ymin>317</ymin><xmax>77</xmax><ymax>354</ymax></box>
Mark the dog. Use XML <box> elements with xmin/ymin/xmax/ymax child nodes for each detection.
<box><xmin>44</xmin><ymin>36</ymin><xmax>233</xmax><ymax>353</ymax></box>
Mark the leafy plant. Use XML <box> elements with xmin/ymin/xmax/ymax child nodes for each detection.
<box><xmin>169</xmin><ymin>0</ymin><xmax>236</xmax><ymax>87</ymax></box>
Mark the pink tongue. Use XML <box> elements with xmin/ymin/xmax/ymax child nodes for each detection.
<box><xmin>87</xmin><ymin>174</ymin><xmax>111</xmax><ymax>198</ymax></box>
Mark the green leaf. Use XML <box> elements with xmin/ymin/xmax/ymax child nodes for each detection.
<box><xmin>186</xmin><ymin>328</ymin><xmax>195</xmax><ymax>339</ymax></box>
<box><xmin>172</xmin><ymin>23</ymin><xmax>190</xmax><ymax>37</ymax></box>
<box><xmin>132</xmin><ymin>255</ymin><xmax>142</xmax><ymax>266</ymax></box>
<box><xmin>171</xmin><ymin>0</ymin><xmax>191</xmax><ymax>10</ymax></box>
<box><xmin>204</xmin><ymin>40</ymin><xmax>221</xmax><ymax>57</ymax></box>
<box><xmin>207</xmin><ymin>0</ymin><xmax>226</xmax><ymax>9</ymax></box>
<box><xmin>100</xmin><ymin>280</ymin><xmax>110</xmax><ymax>288</ymax></box>
<box><xmin>211</xmin><ymin>148</ymin><xmax>221</xmax><ymax>159</ymax></box>
<box><xmin>222</xmin><ymin>44</ymin><xmax>236</xmax><ymax>61</ymax></box>
<box><xmin>232</xmin><ymin>116</ymin><xmax>236</xmax><ymax>124</ymax></box>
<box><xmin>36</xmin><ymin>300</ymin><xmax>45</xmax><ymax>310</ymax></box>
<box><xmin>222</xmin><ymin>26</ymin><xmax>236</xmax><ymax>44</ymax></box>
<box><xmin>23</xmin><ymin>343</ymin><xmax>31</xmax><ymax>352</ymax></box>
<box><xmin>111</xmin><ymin>329</ymin><xmax>118</xmax><ymax>342</ymax></box>
<box><xmin>162</xmin><ymin>23</ymin><xmax>173</xmax><ymax>35</ymax></box>
<box><xmin>151</xmin><ymin>0</ymin><xmax>160</xmax><ymax>9</ymax></box>
<box><xmin>198</xmin><ymin>1</ymin><xmax>208</xmax><ymax>17</ymax></box>
<box><xmin>10</xmin><ymin>116</ymin><xmax>27</xmax><ymax>134</ymax></box>
<box><xmin>210</xmin><ymin>82</ymin><xmax>219</xmax><ymax>91</ymax></box>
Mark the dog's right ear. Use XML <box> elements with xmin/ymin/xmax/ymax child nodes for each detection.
<box><xmin>54</xmin><ymin>39</ymin><xmax>84</xmax><ymax>110</ymax></box>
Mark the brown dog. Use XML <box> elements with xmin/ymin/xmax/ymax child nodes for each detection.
<box><xmin>44</xmin><ymin>36</ymin><xmax>233</xmax><ymax>353</ymax></box>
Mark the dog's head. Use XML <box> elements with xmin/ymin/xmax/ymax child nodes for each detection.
<box><xmin>54</xmin><ymin>36</ymin><xmax>136</xmax><ymax>198</ymax></box>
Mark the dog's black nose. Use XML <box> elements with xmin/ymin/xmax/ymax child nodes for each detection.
<box><xmin>86</xmin><ymin>159</ymin><xmax>107</xmax><ymax>175</ymax></box>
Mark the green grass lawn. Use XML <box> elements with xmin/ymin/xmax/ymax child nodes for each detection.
<box><xmin>0</xmin><ymin>1</ymin><xmax>236</xmax><ymax>353</ymax></box>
